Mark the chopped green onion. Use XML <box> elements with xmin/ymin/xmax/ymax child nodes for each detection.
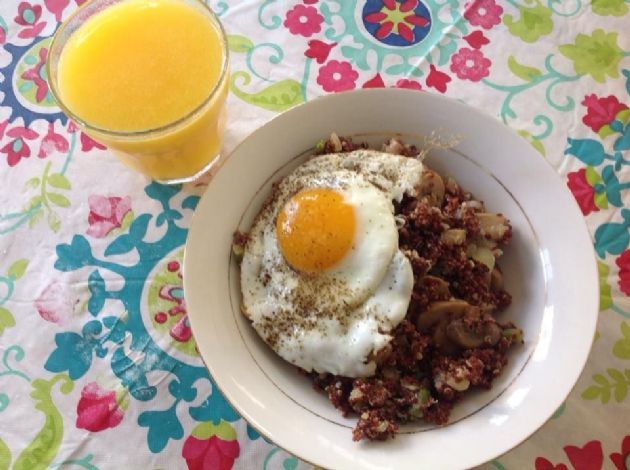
<box><xmin>314</xmin><ymin>139</ymin><xmax>326</xmax><ymax>153</ymax></box>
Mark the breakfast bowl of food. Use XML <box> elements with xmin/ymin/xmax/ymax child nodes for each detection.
<box><xmin>184</xmin><ymin>88</ymin><xmax>598</xmax><ymax>470</ymax></box>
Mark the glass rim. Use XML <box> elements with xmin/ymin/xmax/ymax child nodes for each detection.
<box><xmin>46</xmin><ymin>0</ymin><xmax>229</xmax><ymax>139</ymax></box>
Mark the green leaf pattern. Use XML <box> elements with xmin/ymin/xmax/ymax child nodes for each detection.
<box><xmin>559</xmin><ymin>29</ymin><xmax>624</xmax><ymax>83</ymax></box>
<box><xmin>591</xmin><ymin>0</ymin><xmax>629</xmax><ymax>16</ymax></box>
<box><xmin>507</xmin><ymin>56</ymin><xmax>542</xmax><ymax>82</ymax></box>
<box><xmin>503</xmin><ymin>1</ymin><xmax>553</xmax><ymax>43</ymax></box>
<box><xmin>47</xmin><ymin>174</ymin><xmax>71</xmax><ymax>190</ymax></box>
<box><xmin>227</xmin><ymin>34</ymin><xmax>254</xmax><ymax>53</ymax></box>
<box><xmin>582</xmin><ymin>369</ymin><xmax>630</xmax><ymax>404</ymax></box>
<box><xmin>230</xmin><ymin>72</ymin><xmax>304</xmax><ymax>112</ymax></box>
<box><xmin>0</xmin><ymin>308</ymin><xmax>16</xmax><ymax>336</ymax></box>
<box><xmin>0</xmin><ymin>438</ymin><xmax>10</xmax><ymax>470</ymax></box>
<box><xmin>598</xmin><ymin>261</ymin><xmax>613</xmax><ymax>310</ymax></box>
<box><xmin>613</xmin><ymin>323</ymin><xmax>630</xmax><ymax>360</ymax></box>
<box><xmin>7</xmin><ymin>259</ymin><xmax>28</xmax><ymax>280</ymax></box>
<box><xmin>21</xmin><ymin>161</ymin><xmax>73</xmax><ymax>233</ymax></box>
<box><xmin>13</xmin><ymin>375</ymin><xmax>73</xmax><ymax>470</ymax></box>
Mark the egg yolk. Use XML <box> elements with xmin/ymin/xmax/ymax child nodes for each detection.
<box><xmin>276</xmin><ymin>188</ymin><xmax>356</xmax><ymax>274</ymax></box>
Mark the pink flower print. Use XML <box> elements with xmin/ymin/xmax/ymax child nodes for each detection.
<box><xmin>362</xmin><ymin>73</ymin><xmax>385</xmax><ymax>89</ymax></box>
<box><xmin>14</xmin><ymin>2</ymin><xmax>41</xmax><ymax>26</ymax></box>
<box><xmin>183</xmin><ymin>422</ymin><xmax>240</xmax><ymax>470</ymax></box>
<box><xmin>563</xmin><ymin>440</ymin><xmax>604</xmax><ymax>470</ymax></box>
<box><xmin>304</xmin><ymin>40</ymin><xmax>336</xmax><ymax>64</ymax></box>
<box><xmin>463</xmin><ymin>30</ymin><xmax>489</xmax><ymax>49</ymax></box>
<box><xmin>87</xmin><ymin>195</ymin><xmax>132</xmax><ymax>238</ymax></box>
<box><xmin>463</xmin><ymin>0</ymin><xmax>503</xmax><ymax>30</ymax></box>
<box><xmin>566</xmin><ymin>169</ymin><xmax>598</xmax><ymax>215</ymax></box>
<box><xmin>2</xmin><ymin>139</ymin><xmax>30</xmax><ymax>166</ymax></box>
<box><xmin>21</xmin><ymin>46</ymin><xmax>50</xmax><ymax>103</ymax></box>
<box><xmin>67</xmin><ymin>120</ymin><xmax>79</xmax><ymax>133</ymax></box>
<box><xmin>76</xmin><ymin>382</ymin><xmax>127</xmax><ymax>432</ymax></box>
<box><xmin>80</xmin><ymin>132</ymin><xmax>106</xmax><ymax>151</ymax></box>
<box><xmin>535</xmin><ymin>439</ymin><xmax>605</xmax><ymax>470</ymax></box>
<box><xmin>316</xmin><ymin>60</ymin><xmax>359</xmax><ymax>93</ymax></box>
<box><xmin>170</xmin><ymin>314</ymin><xmax>192</xmax><ymax>343</ymax></box>
<box><xmin>15</xmin><ymin>2</ymin><xmax>46</xmax><ymax>39</ymax></box>
<box><xmin>610</xmin><ymin>435</ymin><xmax>630</xmax><ymax>470</ymax></box>
<box><xmin>395</xmin><ymin>78</ymin><xmax>422</xmax><ymax>90</ymax></box>
<box><xmin>0</xmin><ymin>24</ymin><xmax>6</xmax><ymax>45</ymax></box>
<box><xmin>67</xmin><ymin>121</ymin><xmax>103</xmax><ymax>154</ymax></box>
<box><xmin>616</xmin><ymin>250</ymin><xmax>630</xmax><ymax>296</ymax></box>
<box><xmin>425</xmin><ymin>64</ymin><xmax>451</xmax><ymax>93</ymax></box>
<box><xmin>0</xmin><ymin>120</ymin><xmax>8</xmax><ymax>140</ymax></box>
<box><xmin>581</xmin><ymin>94</ymin><xmax>628</xmax><ymax>133</ymax></box>
<box><xmin>44</xmin><ymin>0</ymin><xmax>70</xmax><ymax>22</ymax></box>
<box><xmin>34</xmin><ymin>282</ymin><xmax>78</xmax><ymax>324</ymax></box>
<box><xmin>7</xmin><ymin>126</ymin><xmax>38</xmax><ymax>139</ymax></box>
<box><xmin>534</xmin><ymin>458</ymin><xmax>568</xmax><ymax>470</ymax></box>
<box><xmin>450</xmin><ymin>47</ymin><xmax>491</xmax><ymax>81</ymax></box>
<box><xmin>38</xmin><ymin>122</ymin><xmax>69</xmax><ymax>158</ymax></box>
<box><xmin>283</xmin><ymin>4</ymin><xmax>323</xmax><ymax>37</ymax></box>
<box><xmin>1</xmin><ymin>126</ymin><xmax>38</xmax><ymax>166</ymax></box>
<box><xmin>68</xmin><ymin>120</ymin><xmax>106</xmax><ymax>152</ymax></box>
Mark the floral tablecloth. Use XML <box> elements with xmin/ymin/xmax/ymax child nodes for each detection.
<box><xmin>1</xmin><ymin>0</ymin><xmax>630</xmax><ymax>469</ymax></box>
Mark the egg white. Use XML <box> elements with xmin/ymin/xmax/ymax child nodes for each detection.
<box><xmin>240</xmin><ymin>150</ymin><xmax>423</xmax><ymax>377</ymax></box>
<box><xmin>277</xmin><ymin>250</ymin><xmax>414</xmax><ymax>377</ymax></box>
<box><xmin>241</xmin><ymin>172</ymin><xmax>398</xmax><ymax>317</ymax></box>
<box><xmin>294</xmin><ymin>149</ymin><xmax>423</xmax><ymax>203</ymax></box>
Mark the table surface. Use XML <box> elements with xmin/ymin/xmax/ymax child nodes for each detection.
<box><xmin>1</xmin><ymin>1</ymin><xmax>630</xmax><ymax>469</ymax></box>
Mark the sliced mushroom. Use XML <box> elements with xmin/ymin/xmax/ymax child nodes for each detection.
<box><xmin>446</xmin><ymin>319</ymin><xmax>502</xmax><ymax>349</ymax></box>
<box><xmin>329</xmin><ymin>132</ymin><xmax>342</xmax><ymax>152</ymax></box>
<box><xmin>433</xmin><ymin>319</ymin><xmax>459</xmax><ymax>355</ymax></box>
<box><xmin>490</xmin><ymin>267</ymin><xmax>504</xmax><ymax>291</ymax></box>
<box><xmin>466</xmin><ymin>243</ymin><xmax>496</xmax><ymax>273</ymax></box>
<box><xmin>416</xmin><ymin>299</ymin><xmax>473</xmax><ymax>331</ymax></box>
<box><xmin>479</xmin><ymin>303</ymin><xmax>496</xmax><ymax>315</ymax></box>
<box><xmin>461</xmin><ymin>200</ymin><xmax>484</xmax><ymax>212</ymax></box>
<box><xmin>419</xmin><ymin>275</ymin><xmax>450</xmax><ymax>299</ymax></box>
<box><xmin>444</xmin><ymin>375</ymin><xmax>470</xmax><ymax>392</ymax></box>
<box><xmin>444</xmin><ymin>176</ymin><xmax>460</xmax><ymax>195</ymax></box>
<box><xmin>476</xmin><ymin>236</ymin><xmax>498</xmax><ymax>251</ymax></box>
<box><xmin>418</xmin><ymin>169</ymin><xmax>445</xmax><ymax>206</ymax></box>
<box><xmin>382</xmin><ymin>138</ymin><xmax>405</xmax><ymax>155</ymax></box>
<box><xmin>477</xmin><ymin>213</ymin><xmax>510</xmax><ymax>241</ymax></box>
<box><xmin>441</xmin><ymin>228</ymin><xmax>466</xmax><ymax>246</ymax></box>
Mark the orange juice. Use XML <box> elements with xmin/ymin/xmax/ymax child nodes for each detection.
<box><xmin>51</xmin><ymin>0</ymin><xmax>228</xmax><ymax>181</ymax></box>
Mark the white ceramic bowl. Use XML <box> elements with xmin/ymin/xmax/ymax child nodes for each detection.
<box><xmin>184</xmin><ymin>89</ymin><xmax>598</xmax><ymax>470</ymax></box>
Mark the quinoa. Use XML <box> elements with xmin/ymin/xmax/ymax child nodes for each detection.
<box><xmin>307</xmin><ymin>135</ymin><xmax>522</xmax><ymax>441</ymax></box>
<box><xmin>235</xmin><ymin>135</ymin><xmax>523</xmax><ymax>442</ymax></box>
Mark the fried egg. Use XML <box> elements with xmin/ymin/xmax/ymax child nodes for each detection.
<box><xmin>240</xmin><ymin>150</ymin><xmax>423</xmax><ymax>377</ymax></box>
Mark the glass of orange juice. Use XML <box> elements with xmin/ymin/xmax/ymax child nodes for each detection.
<box><xmin>47</xmin><ymin>0</ymin><xmax>229</xmax><ymax>183</ymax></box>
